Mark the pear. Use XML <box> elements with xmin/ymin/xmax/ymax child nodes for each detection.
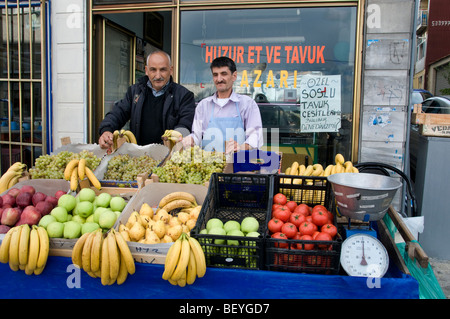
<box><xmin>118</xmin><ymin>223</ymin><xmax>129</xmax><ymax>232</ymax></box>
<box><xmin>152</xmin><ymin>220</ymin><xmax>166</xmax><ymax>239</ymax></box>
<box><xmin>168</xmin><ymin>216</ymin><xmax>181</xmax><ymax>227</ymax></box>
<box><xmin>177</xmin><ymin>212</ymin><xmax>190</xmax><ymax>224</ymax></box>
<box><xmin>167</xmin><ymin>224</ymin><xmax>183</xmax><ymax>241</ymax></box>
<box><xmin>154</xmin><ymin>209</ymin><xmax>169</xmax><ymax>223</ymax></box>
<box><xmin>140</xmin><ymin>215</ymin><xmax>151</xmax><ymax>228</ymax></box>
<box><xmin>139</xmin><ymin>203</ymin><xmax>154</xmax><ymax>219</ymax></box>
<box><xmin>181</xmin><ymin>224</ymin><xmax>190</xmax><ymax>235</ymax></box>
<box><xmin>161</xmin><ymin>234</ymin><xmax>174</xmax><ymax>243</ymax></box>
<box><xmin>128</xmin><ymin>221</ymin><xmax>145</xmax><ymax>242</ymax></box>
<box><xmin>185</xmin><ymin>218</ymin><xmax>197</xmax><ymax>230</ymax></box>
<box><xmin>125</xmin><ymin>211</ymin><xmax>141</xmax><ymax>229</ymax></box>
<box><xmin>144</xmin><ymin>230</ymin><xmax>161</xmax><ymax>244</ymax></box>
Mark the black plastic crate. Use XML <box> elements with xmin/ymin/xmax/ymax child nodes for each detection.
<box><xmin>264</xmin><ymin>174</ymin><xmax>342</xmax><ymax>274</ymax></box>
<box><xmin>190</xmin><ymin>173</ymin><xmax>273</xmax><ymax>270</ymax></box>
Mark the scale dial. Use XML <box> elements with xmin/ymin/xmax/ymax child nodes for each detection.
<box><xmin>340</xmin><ymin>233</ymin><xmax>389</xmax><ymax>278</ymax></box>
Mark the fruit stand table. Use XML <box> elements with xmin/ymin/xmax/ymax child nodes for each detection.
<box><xmin>0</xmin><ymin>255</ymin><xmax>418</xmax><ymax>300</ymax></box>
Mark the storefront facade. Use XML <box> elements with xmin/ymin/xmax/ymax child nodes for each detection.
<box><xmin>1</xmin><ymin>0</ymin><xmax>416</xmax><ymax>193</ymax></box>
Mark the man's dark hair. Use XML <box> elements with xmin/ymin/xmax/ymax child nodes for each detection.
<box><xmin>210</xmin><ymin>56</ymin><xmax>237</xmax><ymax>73</ymax></box>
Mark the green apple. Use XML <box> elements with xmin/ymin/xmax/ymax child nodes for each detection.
<box><xmin>224</xmin><ymin>220</ymin><xmax>241</xmax><ymax>233</ymax></box>
<box><xmin>78</xmin><ymin>188</ymin><xmax>96</xmax><ymax>202</ymax></box>
<box><xmin>85</xmin><ymin>214</ymin><xmax>94</xmax><ymax>223</ymax></box>
<box><xmin>81</xmin><ymin>222</ymin><xmax>100</xmax><ymax>235</ymax></box>
<box><xmin>67</xmin><ymin>214</ymin><xmax>72</xmax><ymax>221</ymax></box>
<box><xmin>38</xmin><ymin>215</ymin><xmax>57</xmax><ymax>229</ymax></box>
<box><xmin>206</xmin><ymin>218</ymin><xmax>223</xmax><ymax>232</ymax></box>
<box><xmin>96</xmin><ymin>193</ymin><xmax>111</xmax><ymax>208</ymax></box>
<box><xmin>208</xmin><ymin>227</ymin><xmax>226</xmax><ymax>245</ymax></box>
<box><xmin>58</xmin><ymin>194</ymin><xmax>77</xmax><ymax>212</ymax></box>
<box><xmin>63</xmin><ymin>221</ymin><xmax>82</xmax><ymax>239</ymax></box>
<box><xmin>246</xmin><ymin>231</ymin><xmax>260</xmax><ymax>237</ymax></box>
<box><xmin>109</xmin><ymin>196</ymin><xmax>126</xmax><ymax>212</ymax></box>
<box><xmin>71</xmin><ymin>214</ymin><xmax>86</xmax><ymax>224</ymax></box>
<box><xmin>76</xmin><ymin>201</ymin><xmax>94</xmax><ymax>218</ymax></box>
<box><xmin>46</xmin><ymin>221</ymin><xmax>65</xmax><ymax>238</ymax></box>
<box><xmin>98</xmin><ymin>209</ymin><xmax>117</xmax><ymax>229</ymax></box>
<box><xmin>240</xmin><ymin>217</ymin><xmax>259</xmax><ymax>234</ymax></box>
<box><xmin>50</xmin><ymin>206</ymin><xmax>69</xmax><ymax>223</ymax></box>
<box><xmin>93</xmin><ymin>207</ymin><xmax>108</xmax><ymax>223</ymax></box>
<box><xmin>227</xmin><ymin>229</ymin><xmax>244</xmax><ymax>246</ymax></box>
<box><xmin>115</xmin><ymin>211</ymin><xmax>121</xmax><ymax>219</ymax></box>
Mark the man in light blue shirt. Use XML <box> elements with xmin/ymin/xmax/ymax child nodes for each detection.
<box><xmin>182</xmin><ymin>56</ymin><xmax>263</xmax><ymax>153</ymax></box>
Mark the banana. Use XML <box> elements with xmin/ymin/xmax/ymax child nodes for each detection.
<box><xmin>335</xmin><ymin>153</ymin><xmax>345</xmax><ymax>165</ymax></box>
<box><xmin>161</xmin><ymin>199</ymin><xmax>196</xmax><ymax>214</ymax></box>
<box><xmin>170</xmin><ymin>235</ymin><xmax>191</xmax><ymax>281</ymax></box>
<box><xmin>112</xmin><ymin>130</ymin><xmax>120</xmax><ymax>150</ymax></box>
<box><xmin>162</xmin><ymin>237</ymin><xmax>182</xmax><ymax>280</ymax></box>
<box><xmin>25</xmin><ymin>226</ymin><xmax>40</xmax><ymax>274</ymax></box>
<box><xmin>82</xmin><ymin>231</ymin><xmax>95</xmax><ymax>273</ymax></box>
<box><xmin>158</xmin><ymin>192</ymin><xmax>198</xmax><ymax>209</ymax></box>
<box><xmin>70</xmin><ymin>166</ymin><xmax>78</xmax><ymax>191</ymax></box>
<box><xmin>8</xmin><ymin>162</ymin><xmax>26</xmax><ymax>172</ymax></box>
<box><xmin>90</xmin><ymin>229</ymin><xmax>103</xmax><ymax>273</ymax></box>
<box><xmin>312</xmin><ymin>164</ymin><xmax>323</xmax><ymax>176</ymax></box>
<box><xmin>303</xmin><ymin>165</ymin><xmax>314</xmax><ymax>176</ymax></box>
<box><xmin>100</xmin><ymin>231</ymin><xmax>110</xmax><ymax>286</ymax></box>
<box><xmin>36</xmin><ymin>226</ymin><xmax>49</xmax><ymax>270</ymax></box>
<box><xmin>8</xmin><ymin>225</ymin><xmax>22</xmax><ymax>269</ymax></box>
<box><xmin>0</xmin><ymin>170</ymin><xmax>23</xmax><ymax>193</ymax></box>
<box><xmin>85</xmin><ymin>166</ymin><xmax>101</xmax><ymax>190</ymax></box>
<box><xmin>324</xmin><ymin>164</ymin><xmax>334</xmax><ymax>177</ymax></box>
<box><xmin>78</xmin><ymin>158</ymin><xmax>86</xmax><ymax>180</ymax></box>
<box><xmin>7</xmin><ymin>174</ymin><xmax>21</xmax><ymax>189</ymax></box>
<box><xmin>170</xmin><ymin>130</ymin><xmax>183</xmax><ymax>139</ymax></box>
<box><xmin>107</xmin><ymin>231</ymin><xmax>120</xmax><ymax>282</ymax></box>
<box><xmin>186</xmin><ymin>249</ymin><xmax>197</xmax><ymax>285</ymax></box>
<box><xmin>71</xmin><ymin>232</ymin><xmax>90</xmax><ymax>268</ymax></box>
<box><xmin>352</xmin><ymin>166</ymin><xmax>359</xmax><ymax>173</ymax></box>
<box><xmin>64</xmin><ymin>159</ymin><xmax>79</xmax><ymax>181</ymax></box>
<box><xmin>116</xmin><ymin>251</ymin><xmax>128</xmax><ymax>285</ymax></box>
<box><xmin>177</xmin><ymin>269</ymin><xmax>187</xmax><ymax>287</ymax></box>
<box><xmin>113</xmin><ymin>229</ymin><xmax>135</xmax><ymax>275</ymax></box>
<box><xmin>0</xmin><ymin>227</ymin><xmax>17</xmax><ymax>264</ymax></box>
<box><xmin>18</xmin><ymin>224</ymin><xmax>30</xmax><ymax>267</ymax></box>
<box><xmin>290</xmin><ymin>161</ymin><xmax>299</xmax><ymax>175</ymax></box>
<box><xmin>188</xmin><ymin>235</ymin><xmax>206</xmax><ymax>278</ymax></box>
<box><xmin>123</xmin><ymin>130</ymin><xmax>137</xmax><ymax>144</ymax></box>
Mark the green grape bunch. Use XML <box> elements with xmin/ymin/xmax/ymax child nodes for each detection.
<box><xmin>29</xmin><ymin>150</ymin><xmax>101</xmax><ymax>179</ymax></box>
<box><xmin>103</xmin><ymin>154</ymin><xmax>158</xmax><ymax>181</ymax></box>
<box><xmin>152</xmin><ymin>146</ymin><xmax>226</xmax><ymax>184</ymax></box>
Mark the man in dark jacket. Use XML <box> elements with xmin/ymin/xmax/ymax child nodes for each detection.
<box><xmin>98</xmin><ymin>50</ymin><xmax>196</xmax><ymax>149</ymax></box>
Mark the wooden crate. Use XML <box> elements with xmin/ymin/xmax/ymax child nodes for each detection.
<box><xmin>411</xmin><ymin>104</ymin><xmax>450</xmax><ymax>137</ymax></box>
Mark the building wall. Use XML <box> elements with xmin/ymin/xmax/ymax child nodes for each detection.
<box><xmin>51</xmin><ymin>0</ymin><xmax>87</xmax><ymax>150</ymax></box>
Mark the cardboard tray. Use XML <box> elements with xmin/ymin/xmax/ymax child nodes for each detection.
<box><xmin>113</xmin><ymin>182</ymin><xmax>208</xmax><ymax>264</ymax></box>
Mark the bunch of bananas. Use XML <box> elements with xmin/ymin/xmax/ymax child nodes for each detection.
<box><xmin>282</xmin><ymin>154</ymin><xmax>359</xmax><ymax>204</ymax></box>
<box><xmin>64</xmin><ymin>158</ymin><xmax>101</xmax><ymax>191</ymax></box>
<box><xmin>157</xmin><ymin>191</ymin><xmax>198</xmax><ymax>214</ymax></box>
<box><xmin>71</xmin><ymin>228</ymin><xmax>135</xmax><ymax>286</ymax></box>
<box><xmin>0</xmin><ymin>224</ymin><xmax>49</xmax><ymax>275</ymax></box>
<box><xmin>161</xmin><ymin>130</ymin><xmax>183</xmax><ymax>149</ymax></box>
<box><xmin>0</xmin><ymin>162</ymin><xmax>27</xmax><ymax>193</ymax></box>
<box><xmin>112</xmin><ymin>129</ymin><xmax>137</xmax><ymax>150</ymax></box>
<box><xmin>162</xmin><ymin>232</ymin><xmax>206</xmax><ymax>287</ymax></box>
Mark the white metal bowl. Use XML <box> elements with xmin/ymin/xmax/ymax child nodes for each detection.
<box><xmin>327</xmin><ymin>173</ymin><xmax>402</xmax><ymax>221</ymax></box>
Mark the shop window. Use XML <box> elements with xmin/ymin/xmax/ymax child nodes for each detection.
<box><xmin>0</xmin><ymin>1</ymin><xmax>45</xmax><ymax>174</ymax></box>
<box><xmin>179</xmin><ymin>7</ymin><xmax>357</xmax><ymax>163</ymax></box>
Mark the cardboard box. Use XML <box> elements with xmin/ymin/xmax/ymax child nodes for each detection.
<box><xmin>93</xmin><ymin>143</ymin><xmax>169</xmax><ymax>188</ymax></box>
<box><xmin>113</xmin><ymin>182</ymin><xmax>208</xmax><ymax>264</ymax></box>
<box><xmin>280</xmin><ymin>153</ymin><xmax>310</xmax><ymax>173</ymax></box>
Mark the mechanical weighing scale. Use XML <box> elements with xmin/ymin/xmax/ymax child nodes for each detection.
<box><xmin>327</xmin><ymin>173</ymin><xmax>403</xmax><ymax>278</ymax></box>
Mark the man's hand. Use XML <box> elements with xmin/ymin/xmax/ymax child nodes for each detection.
<box><xmin>99</xmin><ymin>131</ymin><xmax>114</xmax><ymax>149</ymax></box>
<box><xmin>181</xmin><ymin>135</ymin><xmax>195</xmax><ymax>149</ymax></box>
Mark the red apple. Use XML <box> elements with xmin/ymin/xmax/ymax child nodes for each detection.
<box><xmin>16</xmin><ymin>206</ymin><xmax>41</xmax><ymax>226</ymax></box>
<box><xmin>45</xmin><ymin>195</ymin><xmax>58</xmax><ymax>207</ymax></box>
<box><xmin>16</xmin><ymin>192</ymin><xmax>33</xmax><ymax>208</ymax></box>
<box><xmin>2</xmin><ymin>194</ymin><xmax>16</xmax><ymax>207</ymax></box>
<box><xmin>55</xmin><ymin>190</ymin><xmax>66</xmax><ymax>199</ymax></box>
<box><xmin>20</xmin><ymin>185</ymin><xmax>36</xmax><ymax>196</ymax></box>
<box><xmin>32</xmin><ymin>192</ymin><xmax>47</xmax><ymax>206</ymax></box>
<box><xmin>0</xmin><ymin>196</ymin><xmax>3</xmax><ymax>207</ymax></box>
<box><xmin>35</xmin><ymin>201</ymin><xmax>54</xmax><ymax>216</ymax></box>
<box><xmin>0</xmin><ymin>225</ymin><xmax>11</xmax><ymax>234</ymax></box>
<box><xmin>1</xmin><ymin>207</ymin><xmax>21</xmax><ymax>226</ymax></box>
<box><xmin>6</xmin><ymin>187</ymin><xmax>20</xmax><ymax>198</ymax></box>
